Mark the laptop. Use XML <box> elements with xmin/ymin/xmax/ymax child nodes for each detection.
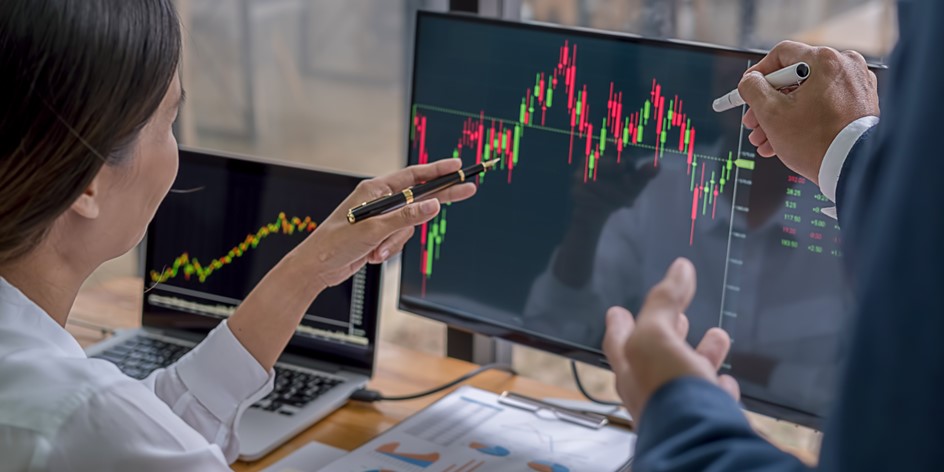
<box><xmin>86</xmin><ymin>147</ymin><xmax>381</xmax><ymax>461</ymax></box>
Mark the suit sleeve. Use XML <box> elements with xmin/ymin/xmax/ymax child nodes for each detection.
<box><xmin>817</xmin><ymin>1</ymin><xmax>944</xmax><ymax>470</ymax></box>
<box><xmin>634</xmin><ymin>2</ymin><xmax>942</xmax><ymax>471</ymax></box>
<box><xmin>633</xmin><ymin>377</ymin><xmax>808</xmax><ymax>472</ymax></box>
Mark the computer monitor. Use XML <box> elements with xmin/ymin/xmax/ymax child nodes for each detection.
<box><xmin>399</xmin><ymin>12</ymin><xmax>861</xmax><ymax>428</ymax></box>
<box><xmin>144</xmin><ymin>148</ymin><xmax>380</xmax><ymax>373</ymax></box>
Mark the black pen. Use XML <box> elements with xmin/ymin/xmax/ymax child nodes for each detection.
<box><xmin>347</xmin><ymin>159</ymin><xmax>500</xmax><ymax>224</ymax></box>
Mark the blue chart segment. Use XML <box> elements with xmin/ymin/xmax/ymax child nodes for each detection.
<box><xmin>528</xmin><ymin>460</ymin><xmax>571</xmax><ymax>472</ymax></box>
<box><xmin>469</xmin><ymin>441</ymin><xmax>511</xmax><ymax>457</ymax></box>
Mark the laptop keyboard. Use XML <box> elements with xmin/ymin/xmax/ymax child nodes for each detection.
<box><xmin>93</xmin><ymin>336</ymin><xmax>189</xmax><ymax>380</ymax></box>
<box><xmin>92</xmin><ymin>335</ymin><xmax>343</xmax><ymax>416</ymax></box>
<box><xmin>251</xmin><ymin>367</ymin><xmax>344</xmax><ymax>416</ymax></box>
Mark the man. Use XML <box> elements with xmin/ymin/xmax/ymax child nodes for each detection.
<box><xmin>602</xmin><ymin>0</ymin><xmax>944</xmax><ymax>470</ymax></box>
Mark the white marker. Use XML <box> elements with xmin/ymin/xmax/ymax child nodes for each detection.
<box><xmin>712</xmin><ymin>62</ymin><xmax>811</xmax><ymax>112</ymax></box>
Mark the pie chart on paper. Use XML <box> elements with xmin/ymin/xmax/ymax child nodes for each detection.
<box><xmin>469</xmin><ymin>441</ymin><xmax>511</xmax><ymax>457</ymax></box>
<box><xmin>375</xmin><ymin>442</ymin><xmax>440</xmax><ymax>468</ymax></box>
<box><xmin>528</xmin><ymin>461</ymin><xmax>571</xmax><ymax>472</ymax></box>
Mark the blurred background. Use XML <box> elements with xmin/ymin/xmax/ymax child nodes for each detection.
<box><xmin>83</xmin><ymin>0</ymin><xmax>897</xmax><ymax>458</ymax></box>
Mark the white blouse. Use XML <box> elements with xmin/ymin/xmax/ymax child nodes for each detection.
<box><xmin>0</xmin><ymin>278</ymin><xmax>274</xmax><ymax>471</ymax></box>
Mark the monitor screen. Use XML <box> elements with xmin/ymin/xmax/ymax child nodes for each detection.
<box><xmin>399</xmin><ymin>12</ymin><xmax>852</xmax><ymax>427</ymax></box>
<box><xmin>144</xmin><ymin>148</ymin><xmax>380</xmax><ymax>373</ymax></box>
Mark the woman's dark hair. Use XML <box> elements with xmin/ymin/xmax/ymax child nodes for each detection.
<box><xmin>0</xmin><ymin>0</ymin><xmax>181</xmax><ymax>264</ymax></box>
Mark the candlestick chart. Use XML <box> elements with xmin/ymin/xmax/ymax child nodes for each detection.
<box><xmin>400</xmin><ymin>15</ymin><xmax>855</xmax><ymax>424</ymax></box>
<box><xmin>411</xmin><ymin>40</ymin><xmax>755</xmax><ymax>294</ymax></box>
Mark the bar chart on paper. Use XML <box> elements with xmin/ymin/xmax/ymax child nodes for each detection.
<box><xmin>319</xmin><ymin>387</ymin><xmax>634</xmax><ymax>472</ymax></box>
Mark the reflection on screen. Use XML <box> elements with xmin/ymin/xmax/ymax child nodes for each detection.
<box><xmin>399</xmin><ymin>14</ymin><xmax>850</xmax><ymax>424</ymax></box>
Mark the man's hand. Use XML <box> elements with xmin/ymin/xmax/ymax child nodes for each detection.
<box><xmin>738</xmin><ymin>41</ymin><xmax>879</xmax><ymax>184</ymax></box>
<box><xmin>603</xmin><ymin>258</ymin><xmax>740</xmax><ymax>422</ymax></box>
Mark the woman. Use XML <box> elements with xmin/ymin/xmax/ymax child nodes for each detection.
<box><xmin>0</xmin><ymin>1</ymin><xmax>475</xmax><ymax>470</ymax></box>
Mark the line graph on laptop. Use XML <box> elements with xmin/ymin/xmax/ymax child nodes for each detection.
<box><xmin>149</xmin><ymin>212</ymin><xmax>319</xmax><ymax>284</ymax></box>
<box><xmin>144</xmin><ymin>151</ymin><xmax>377</xmax><ymax>351</ymax></box>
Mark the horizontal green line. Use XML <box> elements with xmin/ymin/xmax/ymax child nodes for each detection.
<box><xmin>734</xmin><ymin>158</ymin><xmax>755</xmax><ymax>170</ymax></box>
<box><xmin>414</xmin><ymin>103</ymin><xmax>732</xmax><ymax>164</ymax></box>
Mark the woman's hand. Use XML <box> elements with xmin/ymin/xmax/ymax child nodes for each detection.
<box><xmin>301</xmin><ymin>158</ymin><xmax>476</xmax><ymax>287</ymax></box>
<box><xmin>602</xmin><ymin>258</ymin><xmax>740</xmax><ymax>422</ymax></box>
<box><xmin>229</xmin><ymin>159</ymin><xmax>475</xmax><ymax>371</ymax></box>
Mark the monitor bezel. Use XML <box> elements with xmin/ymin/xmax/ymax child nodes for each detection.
<box><xmin>143</xmin><ymin>146</ymin><xmax>381</xmax><ymax>376</ymax></box>
<box><xmin>398</xmin><ymin>10</ymin><xmax>883</xmax><ymax>429</ymax></box>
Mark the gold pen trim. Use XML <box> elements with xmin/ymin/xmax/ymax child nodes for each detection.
<box><xmin>402</xmin><ymin>188</ymin><xmax>414</xmax><ymax>205</ymax></box>
<box><xmin>458</xmin><ymin>169</ymin><xmax>466</xmax><ymax>182</ymax></box>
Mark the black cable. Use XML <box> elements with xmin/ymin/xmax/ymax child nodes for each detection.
<box><xmin>350</xmin><ymin>363</ymin><xmax>516</xmax><ymax>402</ymax></box>
<box><xmin>571</xmin><ymin>360</ymin><xmax>623</xmax><ymax>407</ymax></box>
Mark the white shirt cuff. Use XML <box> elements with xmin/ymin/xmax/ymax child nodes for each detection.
<box><xmin>175</xmin><ymin>320</ymin><xmax>274</xmax><ymax>423</ymax></box>
<box><xmin>818</xmin><ymin>116</ymin><xmax>880</xmax><ymax>208</ymax></box>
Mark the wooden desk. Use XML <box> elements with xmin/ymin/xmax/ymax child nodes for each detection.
<box><xmin>236</xmin><ymin>343</ymin><xmax>593</xmax><ymax>471</ymax></box>
<box><xmin>69</xmin><ymin>277</ymin><xmax>816</xmax><ymax>470</ymax></box>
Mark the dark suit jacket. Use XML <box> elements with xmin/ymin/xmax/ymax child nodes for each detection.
<box><xmin>632</xmin><ymin>1</ymin><xmax>944</xmax><ymax>470</ymax></box>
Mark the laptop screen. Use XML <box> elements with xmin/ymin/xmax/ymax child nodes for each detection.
<box><xmin>143</xmin><ymin>148</ymin><xmax>379</xmax><ymax>373</ymax></box>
